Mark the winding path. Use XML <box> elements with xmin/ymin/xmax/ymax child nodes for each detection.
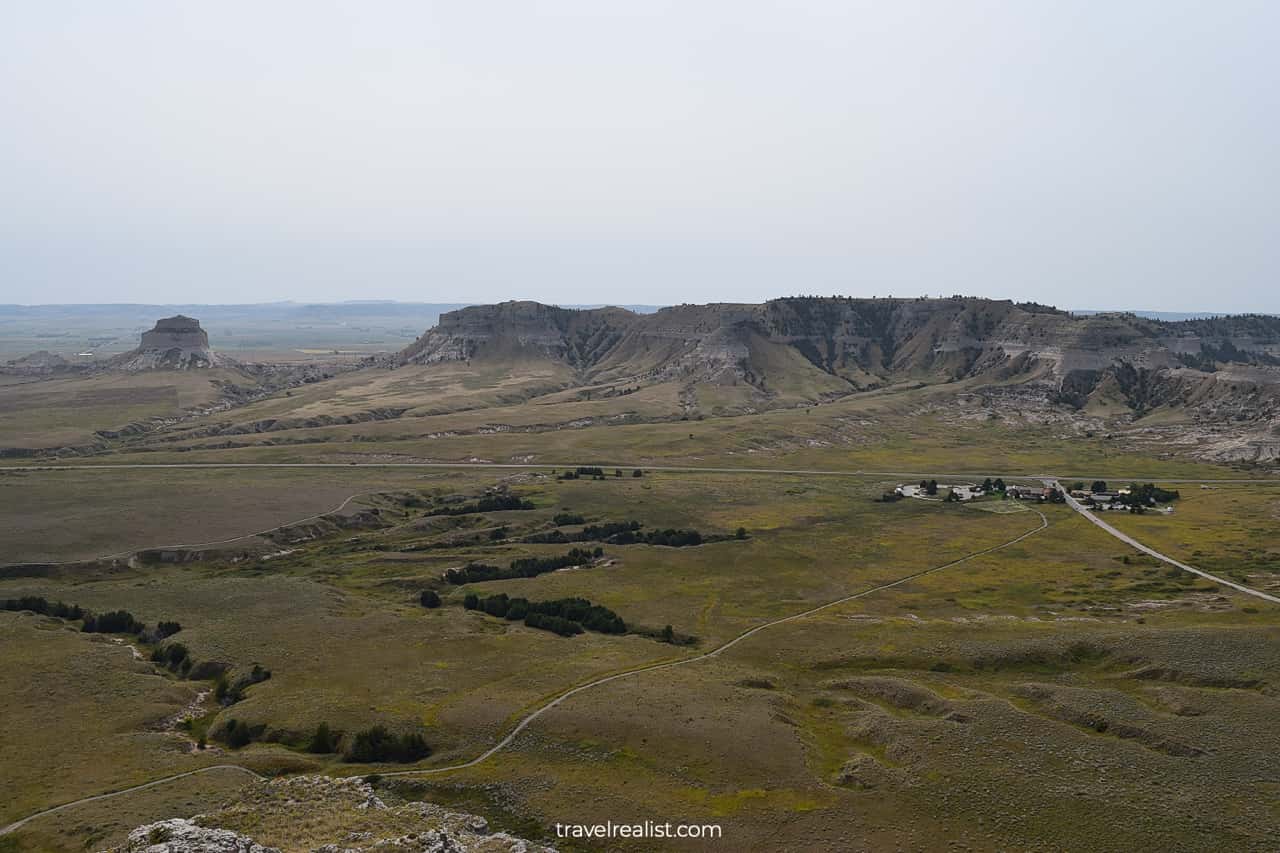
<box><xmin>0</xmin><ymin>507</ymin><xmax>1047</xmax><ymax>835</ymax></box>
<box><xmin>387</xmin><ymin>507</ymin><xmax>1049</xmax><ymax>778</ymax></box>
<box><xmin>0</xmin><ymin>766</ymin><xmax>262</xmax><ymax>837</ymax></box>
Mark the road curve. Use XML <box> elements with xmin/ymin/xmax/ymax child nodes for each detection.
<box><xmin>0</xmin><ymin>765</ymin><xmax>262</xmax><ymax>837</ymax></box>
<box><xmin>0</xmin><ymin>508</ymin><xmax>1047</xmax><ymax>834</ymax></box>
<box><xmin>1051</xmin><ymin>481</ymin><xmax>1280</xmax><ymax>606</ymax></box>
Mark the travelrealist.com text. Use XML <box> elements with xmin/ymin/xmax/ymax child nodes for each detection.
<box><xmin>555</xmin><ymin>821</ymin><xmax>723</xmax><ymax>840</ymax></box>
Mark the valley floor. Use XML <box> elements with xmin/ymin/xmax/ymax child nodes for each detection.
<box><xmin>2</xmin><ymin>461</ymin><xmax>1278</xmax><ymax>852</ymax></box>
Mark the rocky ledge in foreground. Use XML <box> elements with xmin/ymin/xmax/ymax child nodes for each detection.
<box><xmin>101</xmin><ymin>775</ymin><xmax>555</xmax><ymax>853</ymax></box>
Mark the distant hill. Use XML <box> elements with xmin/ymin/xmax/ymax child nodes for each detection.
<box><xmin>0</xmin><ymin>302</ymin><xmax>470</xmax><ymax>361</ymax></box>
<box><xmin>400</xmin><ymin>297</ymin><xmax>1280</xmax><ymax>424</ymax></box>
<box><xmin>1070</xmin><ymin>309</ymin><xmax>1243</xmax><ymax>321</ymax></box>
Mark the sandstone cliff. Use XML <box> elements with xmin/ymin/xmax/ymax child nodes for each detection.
<box><xmin>399</xmin><ymin>297</ymin><xmax>1280</xmax><ymax>407</ymax></box>
<box><xmin>111</xmin><ymin>315</ymin><xmax>222</xmax><ymax>370</ymax></box>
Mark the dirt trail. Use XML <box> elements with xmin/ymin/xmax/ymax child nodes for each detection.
<box><xmin>0</xmin><ymin>508</ymin><xmax>1048</xmax><ymax>835</ymax></box>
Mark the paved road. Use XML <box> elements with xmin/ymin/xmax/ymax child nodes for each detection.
<box><xmin>3</xmin><ymin>459</ymin><xmax>1278</xmax><ymax>484</ymax></box>
<box><xmin>1050</xmin><ymin>481</ymin><xmax>1280</xmax><ymax>605</ymax></box>
<box><xmin>0</xmin><ymin>508</ymin><xmax>1048</xmax><ymax>835</ymax></box>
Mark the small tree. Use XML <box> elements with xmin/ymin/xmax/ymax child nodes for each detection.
<box><xmin>308</xmin><ymin>721</ymin><xmax>336</xmax><ymax>754</ymax></box>
<box><xmin>223</xmin><ymin>719</ymin><xmax>252</xmax><ymax>749</ymax></box>
<box><xmin>419</xmin><ymin>590</ymin><xmax>441</xmax><ymax>609</ymax></box>
<box><xmin>926</xmin><ymin>480</ymin><xmax>939</xmax><ymax>496</ymax></box>
<box><xmin>1091</xmin><ymin>480</ymin><xmax>1108</xmax><ymax>493</ymax></box>
<box><xmin>632</xmin><ymin>469</ymin><xmax>643</xmax><ymax>478</ymax></box>
<box><xmin>735</xmin><ymin>527</ymin><xmax>747</xmax><ymax>540</ymax></box>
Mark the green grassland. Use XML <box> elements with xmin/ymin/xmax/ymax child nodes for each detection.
<box><xmin>7</xmin><ymin>364</ymin><xmax>1252</xmax><ymax>480</ymax></box>
<box><xmin>0</xmin><ymin>369</ymin><xmax>246</xmax><ymax>450</ymax></box>
<box><xmin>2</xmin><ymin>355</ymin><xmax>1278</xmax><ymax>851</ymax></box>
<box><xmin>0</xmin><ymin>467</ymin><xmax>458</xmax><ymax>563</ymax></box>
<box><xmin>3</xmin><ymin>464</ymin><xmax>1278</xmax><ymax>851</ymax></box>
<box><xmin>1103</xmin><ymin>483</ymin><xmax>1280</xmax><ymax>596</ymax></box>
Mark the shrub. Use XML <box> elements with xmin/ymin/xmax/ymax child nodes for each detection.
<box><xmin>424</xmin><ymin>493</ymin><xmax>534</xmax><ymax>516</ymax></box>
<box><xmin>447</xmin><ymin>549</ymin><xmax>604</xmax><ymax>584</ymax></box>
<box><xmin>307</xmin><ymin>722</ymin><xmax>337</xmax><ymax>754</ymax></box>
<box><xmin>419</xmin><ymin>590</ymin><xmax>441</xmax><ymax>609</ymax></box>
<box><xmin>343</xmin><ymin>725</ymin><xmax>431</xmax><ymax>763</ymax></box>
<box><xmin>222</xmin><ymin>719</ymin><xmax>253</xmax><ymax>749</ymax></box>
<box><xmin>82</xmin><ymin>609</ymin><xmax>144</xmax><ymax>635</ymax></box>
<box><xmin>524</xmin><ymin>612</ymin><xmax>583</xmax><ymax>637</ymax></box>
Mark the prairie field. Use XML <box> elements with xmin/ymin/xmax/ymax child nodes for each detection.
<box><xmin>2</xmin><ymin>456</ymin><xmax>1277</xmax><ymax>851</ymax></box>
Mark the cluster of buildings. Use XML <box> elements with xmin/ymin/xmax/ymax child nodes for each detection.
<box><xmin>1067</xmin><ymin>487</ymin><xmax>1173</xmax><ymax>513</ymax></box>
<box><xmin>1004</xmin><ymin>485</ymin><xmax>1058</xmax><ymax>502</ymax></box>
<box><xmin>894</xmin><ymin>482</ymin><xmax>1065</xmax><ymax>503</ymax></box>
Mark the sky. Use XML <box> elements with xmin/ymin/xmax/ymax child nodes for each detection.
<box><xmin>1</xmin><ymin>1</ymin><xmax>1277</xmax><ymax>312</ymax></box>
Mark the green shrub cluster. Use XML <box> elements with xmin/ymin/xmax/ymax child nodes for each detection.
<box><xmin>343</xmin><ymin>724</ymin><xmax>431</xmax><ymax>763</ymax></box>
<box><xmin>444</xmin><ymin>547</ymin><xmax>603</xmax><ymax>584</ymax></box>
<box><xmin>465</xmin><ymin>593</ymin><xmax>626</xmax><ymax>636</ymax></box>
<box><xmin>215</xmin><ymin>664</ymin><xmax>272</xmax><ymax>706</ymax></box>
<box><xmin>424</xmin><ymin>493</ymin><xmax>534</xmax><ymax>516</ymax></box>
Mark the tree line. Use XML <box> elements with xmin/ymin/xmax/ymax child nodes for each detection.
<box><xmin>423</xmin><ymin>493</ymin><xmax>535</xmax><ymax>516</ymax></box>
<box><xmin>443</xmin><ymin>547</ymin><xmax>603</xmax><ymax>584</ymax></box>
<box><xmin>526</xmin><ymin>519</ymin><xmax>744</xmax><ymax>548</ymax></box>
<box><xmin>215</xmin><ymin>717</ymin><xmax>430</xmax><ymax>764</ymax></box>
<box><xmin>3</xmin><ymin>596</ymin><xmax>181</xmax><ymax>642</ymax></box>
<box><xmin>464</xmin><ymin>592</ymin><xmax>627</xmax><ymax>636</ymax></box>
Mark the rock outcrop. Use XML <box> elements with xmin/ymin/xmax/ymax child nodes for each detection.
<box><xmin>101</xmin><ymin>776</ymin><xmax>556</xmax><ymax>853</ymax></box>
<box><xmin>105</xmin><ymin>818</ymin><xmax>280</xmax><ymax>853</ymax></box>
<box><xmin>0</xmin><ymin>349</ymin><xmax>72</xmax><ymax>375</ymax></box>
<box><xmin>111</xmin><ymin>315</ymin><xmax>221</xmax><ymax>370</ymax></box>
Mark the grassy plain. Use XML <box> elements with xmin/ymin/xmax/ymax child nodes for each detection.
<box><xmin>2</xmin><ymin>354</ymin><xmax>1278</xmax><ymax>851</ymax></box>
<box><xmin>3</xmin><ymin>462</ymin><xmax>1278</xmax><ymax>851</ymax></box>
<box><xmin>0</xmin><ymin>370</ymin><xmax>243</xmax><ymax>450</ymax></box>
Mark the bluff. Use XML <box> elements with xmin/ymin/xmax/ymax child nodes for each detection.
<box><xmin>110</xmin><ymin>315</ymin><xmax>220</xmax><ymax>370</ymax></box>
<box><xmin>399</xmin><ymin>297</ymin><xmax>1280</xmax><ymax>410</ymax></box>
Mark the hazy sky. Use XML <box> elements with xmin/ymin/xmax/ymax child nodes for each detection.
<box><xmin>2</xmin><ymin>1</ymin><xmax>1277</xmax><ymax>311</ymax></box>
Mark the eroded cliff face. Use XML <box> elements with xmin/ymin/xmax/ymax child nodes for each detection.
<box><xmin>112</xmin><ymin>315</ymin><xmax>221</xmax><ymax>370</ymax></box>
<box><xmin>399</xmin><ymin>297</ymin><xmax>1280</xmax><ymax>396</ymax></box>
